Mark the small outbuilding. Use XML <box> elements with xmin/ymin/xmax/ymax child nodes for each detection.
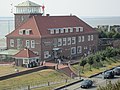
<box><xmin>14</xmin><ymin>48</ymin><xmax>40</xmax><ymax>68</ymax></box>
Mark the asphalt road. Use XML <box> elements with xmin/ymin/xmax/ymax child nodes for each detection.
<box><xmin>60</xmin><ymin>72</ymin><xmax>120</xmax><ymax>90</ymax></box>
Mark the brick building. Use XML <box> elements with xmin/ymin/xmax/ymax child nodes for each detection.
<box><xmin>6</xmin><ymin>1</ymin><xmax>99</xmax><ymax>61</ymax></box>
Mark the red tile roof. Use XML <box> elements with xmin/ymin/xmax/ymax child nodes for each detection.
<box><xmin>6</xmin><ymin>15</ymin><xmax>98</xmax><ymax>38</ymax></box>
<box><xmin>6</xmin><ymin>17</ymin><xmax>41</xmax><ymax>38</ymax></box>
<box><xmin>14</xmin><ymin>48</ymin><xmax>38</xmax><ymax>58</ymax></box>
<box><xmin>34</xmin><ymin>15</ymin><xmax>97</xmax><ymax>37</ymax></box>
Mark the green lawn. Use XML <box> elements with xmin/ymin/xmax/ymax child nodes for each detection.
<box><xmin>0</xmin><ymin>69</ymin><xmax>69</xmax><ymax>90</ymax></box>
<box><xmin>0</xmin><ymin>65</ymin><xmax>27</xmax><ymax>76</ymax></box>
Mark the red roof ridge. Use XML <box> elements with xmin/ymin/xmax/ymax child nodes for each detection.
<box><xmin>33</xmin><ymin>16</ymin><xmax>41</xmax><ymax>38</ymax></box>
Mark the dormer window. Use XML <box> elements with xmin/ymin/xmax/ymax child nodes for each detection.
<box><xmin>80</xmin><ymin>27</ymin><xmax>83</xmax><ymax>32</ymax></box>
<box><xmin>65</xmin><ymin>28</ymin><xmax>68</xmax><ymax>33</ymax></box>
<box><xmin>26</xmin><ymin>30</ymin><xmax>30</xmax><ymax>35</ymax></box>
<box><xmin>69</xmin><ymin>28</ymin><xmax>73</xmax><ymax>32</ymax></box>
<box><xmin>55</xmin><ymin>29</ymin><xmax>59</xmax><ymax>34</ymax></box>
<box><xmin>60</xmin><ymin>28</ymin><xmax>64</xmax><ymax>33</ymax></box>
<box><xmin>19</xmin><ymin>29</ymin><xmax>24</xmax><ymax>35</ymax></box>
<box><xmin>76</xmin><ymin>27</ymin><xmax>79</xmax><ymax>32</ymax></box>
<box><xmin>50</xmin><ymin>29</ymin><xmax>54</xmax><ymax>34</ymax></box>
<box><xmin>26</xmin><ymin>29</ymin><xmax>32</xmax><ymax>35</ymax></box>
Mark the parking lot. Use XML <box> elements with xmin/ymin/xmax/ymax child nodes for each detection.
<box><xmin>60</xmin><ymin>67</ymin><xmax>120</xmax><ymax>90</ymax></box>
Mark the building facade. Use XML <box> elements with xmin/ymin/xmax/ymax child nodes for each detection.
<box><xmin>6</xmin><ymin>1</ymin><xmax>99</xmax><ymax>61</ymax></box>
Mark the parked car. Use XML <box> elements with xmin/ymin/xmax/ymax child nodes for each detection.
<box><xmin>81</xmin><ymin>79</ymin><xmax>93</xmax><ymax>88</ymax></box>
<box><xmin>113</xmin><ymin>67</ymin><xmax>120</xmax><ymax>75</ymax></box>
<box><xmin>102</xmin><ymin>70</ymin><xmax>114</xmax><ymax>79</ymax></box>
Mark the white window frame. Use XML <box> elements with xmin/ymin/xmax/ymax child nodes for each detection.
<box><xmin>55</xmin><ymin>29</ymin><xmax>59</xmax><ymax>34</ymax></box>
<box><xmin>65</xmin><ymin>28</ymin><xmax>68</xmax><ymax>33</ymax></box>
<box><xmin>60</xmin><ymin>28</ymin><xmax>64</xmax><ymax>33</ymax></box>
<box><xmin>71</xmin><ymin>47</ymin><xmax>76</xmax><ymax>55</ymax></box>
<box><xmin>19</xmin><ymin>29</ymin><xmax>23</xmax><ymax>35</ymax></box>
<box><xmin>26</xmin><ymin>40</ymin><xmax>30</xmax><ymax>48</ymax></box>
<box><xmin>76</xmin><ymin>27</ymin><xmax>79</xmax><ymax>32</ymax></box>
<box><xmin>69</xmin><ymin>28</ymin><xmax>73</xmax><ymax>33</ymax></box>
<box><xmin>77</xmin><ymin>46</ymin><xmax>82</xmax><ymax>53</ymax></box>
<box><xmin>17</xmin><ymin>39</ymin><xmax>21</xmax><ymax>48</ymax></box>
<box><xmin>50</xmin><ymin>29</ymin><xmax>54</xmax><ymax>34</ymax></box>
<box><xmin>80</xmin><ymin>27</ymin><xmax>84</xmax><ymax>32</ymax></box>
<box><xmin>72</xmin><ymin>37</ymin><xmax>76</xmax><ymax>44</ymax></box>
<box><xmin>31</xmin><ymin>40</ymin><xmax>35</xmax><ymax>48</ymax></box>
<box><xmin>78</xmin><ymin>36</ymin><xmax>81</xmax><ymax>42</ymax></box>
<box><xmin>91</xmin><ymin>35</ymin><xmax>94</xmax><ymax>41</ymax></box>
<box><xmin>58</xmin><ymin>38</ymin><xmax>62</xmax><ymax>46</ymax></box>
<box><xmin>63</xmin><ymin>38</ymin><xmax>66</xmax><ymax>46</ymax></box>
<box><xmin>26</xmin><ymin>29</ymin><xmax>30</xmax><ymax>35</ymax></box>
<box><xmin>23</xmin><ymin>59</ymin><xmax>29</xmax><ymax>64</ymax></box>
<box><xmin>82</xmin><ymin>36</ymin><xmax>84</xmax><ymax>42</ymax></box>
<box><xmin>67</xmin><ymin>37</ymin><xmax>71</xmax><ymax>45</ymax></box>
<box><xmin>44</xmin><ymin>51</ymin><xmax>50</xmax><ymax>59</ymax></box>
<box><xmin>88</xmin><ymin>35</ymin><xmax>91</xmax><ymax>41</ymax></box>
<box><xmin>10</xmin><ymin>39</ymin><xmax>14</xmax><ymax>47</ymax></box>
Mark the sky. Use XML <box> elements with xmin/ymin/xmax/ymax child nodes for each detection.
<box><xmin>0</xmin><ymin>0</ymin><xmax>120</xmax><ymax>17</ymax></box>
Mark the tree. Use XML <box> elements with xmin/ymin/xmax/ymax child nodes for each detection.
<box><xmin>80</xmin><ymin>59</ymin><xmax>87</xmax><ymax>72</ymax></box>
<box><xmin>113</xmin><ymin>32</ymin><xmax>120</xmax><ymax>38</ymax></box>
<box><xmin>99</xmin><ymin>31</ymin><xmax>107</xmax><ymax>38</ymax></box>
<box><xmin>87</xmin><ymin>56</ymin><xmax>94</xmax><ymax>71</ymax></box>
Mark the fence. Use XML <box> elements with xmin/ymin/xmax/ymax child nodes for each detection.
<box><xmin>1</xmin><ymin>78</ymin><xmax>73</xmax><ymax>90</ymax></box>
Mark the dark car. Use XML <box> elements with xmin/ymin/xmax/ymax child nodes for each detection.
<box><xmin>102</xmin><ymin>70</ymin><xmax>114</xmax><ymax>79</ymax></box>
<box><xmin>81</xmin><ymin>80</ymin><xmax>93</xmax><ymax>88</ymax></box>
<box><xmin>113</xmin><ymin>67</ymin><xmax>120</xmax><ymax>75</ymax></box>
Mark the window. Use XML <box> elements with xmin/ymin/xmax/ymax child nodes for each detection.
<box><xmin>69</xmin><ymin>28</ymin><xmax>73</xmax><ymax>32</ymax></box>
<box><xmin>44</xmin><ymin>51</ymin><xmax>50</xmax><ymax>59</ymax></box>
<box><xmin>65</xmin><ymin>28</ymin><xmax>68</xmax><ymax>33</ymax></box>
<box><xmin>26</xmin><ymin>40</ymin><xmax>30</xmax><ymax>48</ymax></box>
<box><xmin>60</xmin><ymin>28</ymin><xmax>64</xmax><ymax>33</ymax></box>
<box><xmin>55</xmin><ymin>29</ymin><xmax>59</xmax><ymax>34</ymax></box>
<box><xmin>77</xmin><ymin>46</ymin><xmax>82</xmax><ymax>53</ymax></box>
<box><xmin>63</xmin><ymin>38</ymin><xmax>66</xmax><ymax>46</ymax></box>
<box><xmin>71</xmin><ymin>47</ymin><xmax>76</xmax><ymax>55</ymax></box>
<box><xmin>53</xmin><ymin>38</ymin><xmax>57</xmax><ymax>47</ymax></box>
<box><xmin>58</xmin><ymin>38</ymin><xmax>62</xmax><ymax>46</ymax></box>
<box><xmin>78</xmin><ymin>36</ymin><xmax>81</xmax><ymax>42</ymax></box>
<box><xmin>23</xmin><ymin>59</ymin><xmax>29</xmax><ymax>64</ymax></box>
<box><xmin>19</xmin><ymin>29</ymin><xmax>23</xmax><ymax>35</ymax></box>
<box><xmin>50</xmin><ymin>29</ymin><xmax>54</xmax><ymax>34</ymax></box>
<box><xmin>26</xmin><ymin>29</ymin><xmax>30</xmax><ymax>35</ymax></box>
<box><xmin>17</xmin><ymin>39</ymin><xmax>22</xmax><ymax>48</ymax></box>
<box><xmin>31</xmin><ymin>40</ymin><xmax>35</xmax><ymax>48</ymax></box>
<box><xmin>88</xmin><ymin>35</ymin><xmax>91</xmax><ymax>41</ymax></box>
<box><xmin>91</xmin><ymin>35</ymin><xmax>94</xmax><ymax>41</ymax></box>
<box><xmin>10</xmin><ymin>39</ymin><xmax>14</xmax><ymax>47</ymax></box>
<box><xmin>72</xmin><ymin>37</ymin><xmax>76</xmax><ymax>44</ymax></box>
<box><xmin>76</xmin><ymin>27</ymin><xmax>79</xmax><ymax>32</ymax></box>
<box><xmin>67</xmin><ymin>37</ymin><xmax>71</xmax><ymax>45</ymax></box>
<box><xmin>80</xmin><ymin>27</ymin><xmax>84</xmax><ymax>32</ymax></box>
<box><xmin>82</xmin><ymin>36</ymin><xmax>84</xmax><ymax>42</ymax></box>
